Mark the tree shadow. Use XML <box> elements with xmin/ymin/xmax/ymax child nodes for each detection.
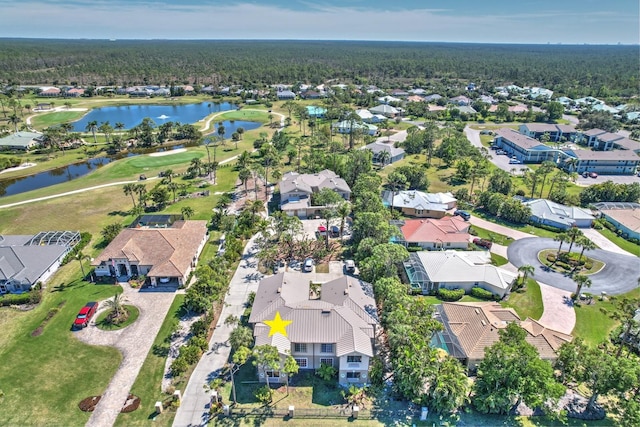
<box><xmin>108</xmin><ymin>210</ymin><xmax>130</xmax><ymax>217</ymax></box>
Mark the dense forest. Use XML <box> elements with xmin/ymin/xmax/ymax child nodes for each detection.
<box><xmin>0</xmin><ymin>39</ymin><xmax>637</xmax><ymax>97</ymax></box>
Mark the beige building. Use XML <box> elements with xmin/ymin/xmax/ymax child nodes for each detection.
<box><xmin>249</xmin><ymin>273</ymin><xmax>378</xmax><ymax>386</ymax></box>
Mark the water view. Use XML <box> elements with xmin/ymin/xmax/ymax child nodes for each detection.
<box><xmin>1</xmin><ymin>118</ymin><xmax>262</xmax><ymax>198</ymax></box>
<box><xmin>71</xmin><ymin>102</ymin><xmax>237</xmax><ymax>131</ymax></box>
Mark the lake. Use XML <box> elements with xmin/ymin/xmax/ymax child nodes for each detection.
<box><xmin>71</xmin><ymin>102</ymin><xmax>237</xmax><ymax>131</ymax></box>
<box><xmin>0</xmin><ymin>119</ymin><xmax>261</xmax><ymax>198</ymax></box>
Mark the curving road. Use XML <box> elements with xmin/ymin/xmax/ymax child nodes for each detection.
<box><xmin>508</xmin><ymin>237</ymin><xmax>640</xmax><ymax>295</ymax></box>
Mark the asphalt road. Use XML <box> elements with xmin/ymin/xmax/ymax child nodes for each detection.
<box><xmin>508</xmin><ymin>237</ymin><xmax>640</xmax><ymax>295</ymax></box>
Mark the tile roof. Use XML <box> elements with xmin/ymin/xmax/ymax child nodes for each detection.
<box><xmin>439</xmin><ymin>302</ymin><xmax>572</xmax><ymax>361</ymax></box>
<box><xmin>91</xmin><ymin>220</ymin><xmax>207</xmax><ymax>278</ymax></box>
<box><xmin>279</xmin><ymin>170</ymin><xmax>351</xmax><ymax>196</ymax></box>
<box><xmin>249</xmin><ymin>273</ymin><xmax>378</xmax><ymax>357</ymax></box>
<box><xmin>383</xmin><ymin>190</ymin><xmax>456</xmax><ymax>212</ymax></box>
<box><xmin>600</xmin><ymin>208</ymin><xmax>640</xmax><ymax>233</ymax></box>
<box><xmin>415</xmin><ymin>251</ymin><xmax>516</xmax><ymax>291</ymax></box>
<box><xmin>524</xmin><ymin>199</ymin><xmax>594</xmax><ymax>226</ymax></box>
<box><xmin>398</xmin><ymin>217</ymin><xmax>470</xmax><ymax>244</ymax></box>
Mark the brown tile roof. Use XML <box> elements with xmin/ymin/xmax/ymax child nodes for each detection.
<box><xmin>92</xmin><ymin>220</ymin><xmax>207</xmax><ymax>278</ymax></box>
<box><xmin>439</xmin><ymin>302</ymin><xmax>572</xmax><ymax>362</ymax></box>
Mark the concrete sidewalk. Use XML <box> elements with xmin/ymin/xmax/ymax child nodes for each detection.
<box><xmin>173</xmin><ymin>235</ymin><xmax>262</xmax><ymax>427</ymax></box>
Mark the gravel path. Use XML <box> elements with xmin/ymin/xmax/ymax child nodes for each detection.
<box><xmin>75</xmin><ymin>284</ymin><xmax>176</xmax><ymax>427</ymax></box>
<box><xmin>508</xmin><ymin>237</ymin><xmax>640</xmax><ymax>295</ymax></box>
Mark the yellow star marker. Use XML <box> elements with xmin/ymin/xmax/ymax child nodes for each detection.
<box><xmin>264</xmin><ymin>311</ymin><xmax>292</xmax><ymax>337</ymax></box>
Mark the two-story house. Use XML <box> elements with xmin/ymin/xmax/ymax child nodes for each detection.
<box><xmin>279</xmin><ymin>170</ymin><xmax>351</xmax><ymax>219</ymax></box>
<box><xmin>249</xmin><ymin>273</ymin><xmax>378</xmax><ymax>386</ymax></box>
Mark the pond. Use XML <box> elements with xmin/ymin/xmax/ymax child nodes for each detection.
<box><xmin>0</xmin><ymin>119</ymin><xmax>261</xmax><ymax>198</ymax></box>
<box><xmin>71</xmin><ymin>102</ymin><xmax>237</xmax><ymax>131</ymax></box>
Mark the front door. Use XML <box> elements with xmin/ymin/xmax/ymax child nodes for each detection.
<box><xmin>130</xmin><ymin>264</ymin><xmax>139</xmax><ymax>276</ymax></box>
<box><xmin>118</xmin><ymin>264</ymin><xmax>128</xmax><ymax>276</ymax></box>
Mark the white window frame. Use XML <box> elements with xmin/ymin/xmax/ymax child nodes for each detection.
<box><xmin>320</xmin><ymin>343</ymin><xmax>333</xmax><ymax>353</ymax></box>
<box><xmin>320</xmin><ymin>358</ymin><xmax>333</xmax><ymax>367</ymax></box>
<box><xmin>346</xmin><ymin>371</ymin><xmax>361</xmax><ymax>379</ymax></box>
<box><xmin>266</xmin><ymin>370</ymin><xmax>280</xmax><ymax>378</ymax></box>
<box><xmin>293</xmin><ymin>343</ymin><xmax>307</xmax><ymax>353</ymax></box>
<box><xmin>294</xmin><ymin>358</ymin><xmax>308</xmax><ymax>368</ymax></box>
<box><xmin>347</xmin><ymin>355</ymin><xmax>362</xmax><ymax>363</ymax></box>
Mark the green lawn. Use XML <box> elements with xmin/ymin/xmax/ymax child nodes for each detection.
<box><xmin>501</xmin><ymin>279</ymin><xmax>543</xmax><ymax>321</ymax></box>
<box><xmin>596</xmin><ymin>227</ymin><xmax>640</xmax><ymax>256</ymax></box>
<box><xmin>573</xmin><ymin>287</ymin><xmax>640</xmax><ymax>346</ymax></box>
<box><xmin>95</xmin><ymin>304</ymin><xmax>140</xmax><ymax>331</ymax></box>
<box><xmin>472</xmin><ymin>210</ymin><xmax>559</xmax><ymax>239</ymax></box>
<box><xmin>490</xmin><ymin>252</ymin><xmax>509</xmax><ymax>266</ymax></box>
<box><xmin>29</xmin><ymin>110</ymin><xmax>87</xmax><ymax>128</ymax></box>
<box><xmin>470</xmin><ymin>225</ymin><xmax>515</xmax><ymax>246</ymax></box>
<box><xmin>114</xmin><ymin>295</ymin><xmax>184</xmax><ymax>427</ymax></box>
<box><xmin>0</xmin><ymin>264</ymin><xmax>122</xmax><ymax>426</ymax></box>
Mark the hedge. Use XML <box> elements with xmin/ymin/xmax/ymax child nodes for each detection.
<box><xmin>437</xmin><ymin>288</ymin><xmax>465</xmax><ymax>301</ymax></box>
<box><xmin>61</xmin><ymin>232</ymin><xmax>92</xmax><ymax>265</ymax></box>
<box><xmin>470</xmin><ymin>286</ymin><xmax>499</xmax><ymax>301</ymax></box>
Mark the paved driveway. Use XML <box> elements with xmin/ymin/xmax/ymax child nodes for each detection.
<box><xmin>76</xmin><ymin>284</ymin><xmax>176</xmax><ymax>427</ymax></box>
<box><xmin>468</xmin><ymin>215</ymin><xmax>534</xmax><ymax>240</ymax></box>
<box><xmin>508</xmin><ymin>237</ymin><xmax>640</xmax><ymax>295</ymax></box>
<box><xmin>464</xmin><ymin>126</ymin><xmax>530</xmax><ymax>176</ymax></box>
<box><xmin>582</xmin><ymin>228</ymin><xmax>637</xmax><ymax>257</ymax></box>
<box><xmin>173</xmin><ymin>235</ymin><xmax>263</xmax><ymax>427</ymax></box>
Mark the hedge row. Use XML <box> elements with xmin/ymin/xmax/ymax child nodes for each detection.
<box><xmin>470</xmin><ymin>286</ymin><xmax>500</xmax><ymax>301</ymax></box>
<box><xmin>437</xmin><ymin>288</ymin><xmax>465</xmax><ymax>301</ymax></box>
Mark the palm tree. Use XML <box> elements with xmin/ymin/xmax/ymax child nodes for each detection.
<box><xmin>517</xmin><ymin>264</ymin><xmax>535</xmax><ymax>287</ymax></box>
<box><xmin>76</xmin><ymin>252</ymin><xmax>92</xmax><ymax>280</ymax></box>
<box><xmin>104</xmin><ymin>292</ymin><xmax>128</xmax><ymax>320</ymax></box>
<box><xmin>386</xmin><ymin>171</ymin><xmax>408</xmax><ymax>212</ymax></box>
<box><xmin>123</xmin><ymin>183</ymin><xmax>137</xmax><ymax>208</ymax></box>
<box><xmin>238</xmin><ymin>168</ymin><xmax>251</xmax><ymax>195</ymax></box>
<box><xmin>337</xmin><ymin>201</ymin><xmax>352</xmax><ymax>239</ymax></box>
<box><xmin>8</xmin><ymin>114</ymin><xmax>21</xmax><ymax>132</ymax></box>
<box><xmin>217</xmin><ymin>124</ymin><xmax>226</xmax><ymax>142</ymax></box>
<box><xmin>167</xmin><ymin>182</ymin><xmax>179</xmax><ymax>203</ymax></box>
<box><xmin>576</xmin><ymin>236</ymin><xmax>597</xmax><ymax>264</ymax></box>
<box><xmin>377</xmin><ymin>150</ymin><xmax>391</xmax><ymax>168</ymax></box>
<box><xmin>565</xmin><ymin>228</ymin><xmax>584</xmax><ymax>254</ymax></box>
<box><xmin>572</xmin><ymin>274</ymin><xmax>592</xmax><ymax>299</ymax></box>
<box><xmin>85</xmin><ymin>120</ymin><xmax>98</xmax><ymax>144</ymax></box>
<box><xmin>554</xmin><ymin>232</ymin><xmax>568</xmax><ymax>257</ymax></box>
<box><xmin>181</xmin><ymin>206</ymin><xmax>194</xmax><ymax>219</ymax></box>
<box><xmin>245</xmin><ymin>199</ymin><xmax>264</xmax><ymax>223</ymax></box>
<box><xmin>237</xmin><ymin>151</ymin><xmax>251</xmax><ymax>170</ymax></box>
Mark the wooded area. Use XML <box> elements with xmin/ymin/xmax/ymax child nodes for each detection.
<box><xmin>0</xmin><ymin>39</ymin><xmax>637</xmax><ymax>97</ymax></box>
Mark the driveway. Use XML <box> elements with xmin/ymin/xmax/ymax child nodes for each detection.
<box><xmin>468</xmin><ymin>215</ymin><xmax>535</xmax><ymax>240</ymax></box>
<box><xmin>507</xmin><ymin>237</ymin><xmax>640</xmax><ymax>295</ymax></box>
<box><xmin>537</xmin><ymin>282</ymin><xmax>575</xmax><ymax>335</ymax></box>
<box><xmin>464</xmin><ymin>126</ymin><xmax>530</xmax><ymax>176</ymax></box>
<box><xmin>173</xmin><ymin>235</ymin><xmax>263</xmax><ymax>427</ymax></box>
<box><xmin>76</xmin><ymin>284</ymin><xmax>176</xmax><ymax>427</ymax></box>
<box><xmin>582</xmin><ymin>228</ymin><xmax>637</xmax><ymax>257</ymax></box>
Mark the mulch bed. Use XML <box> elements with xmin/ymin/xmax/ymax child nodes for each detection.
<box><xmin>121</xmin><ymin>394</ymin><xmax>141</xmax><ymax>413</ymax></box>
<box><xmin>78</xmin><ymin>396</ymin><xmax>101</xmax><ymax>412</ymax></box>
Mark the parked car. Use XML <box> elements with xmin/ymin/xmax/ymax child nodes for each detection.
<box><xmin>582</xmin><ymin>172</ymin><xmax>589</xmax><ymax>178</ymax></box>
<box><xmin>344</xmin><ymin>259</ymin><xmax>356</xmax><ymax>273</ymax></box>
<box><xmin>139</xmin><ymin>174</ymin><xmax>147</xmax><ymax>180</ymax></box>
<box><xmin>509</xmin><ymin>158</ymin><xmax>522</xmax><ymax>164</ymax></box>
<box><xmin>473</xmin><ymin>238</ymin><xmax>493</xmax><ymax>249</ymax></box>
<box><xmin>303</xmin><ymin>258</ymin><xmax>314</xmax><ymax>272</ymax></box>
<box><xmin>589</xmin><ymin>172</ymin><xmax>598</xmax><ymax>178</ymax></box>
<box><xmin>330</xmin><ymin>225</ymin><xmax>340</xmax><ymax>238</ymax></box>
<box><xmin>317</xmin><ymin>225</ymin><xmax>327</xmax><ymax>236</ymax></box>
<box><xmin>73</xmin><ymin>302</ymin><xmax>98</xmax><ymax>329</ymax></box>
<box><xmin>490</xmin><ymin>145</ymin><xmax>499</xmax><ymax>150</ymax></box>
<box><xmin>454</xmin><ymin>210</ymin><xmax>471</xmax><ymax>220</ymax></box>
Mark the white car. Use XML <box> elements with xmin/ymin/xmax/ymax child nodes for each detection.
<box><xmin>509</xmin><ymin>158</ymin><xmax>521</xmax><ymax>164</ymax></box>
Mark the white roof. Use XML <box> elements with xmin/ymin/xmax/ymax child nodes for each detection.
<box><xmin>415</xmin><ymin>251</ymin><xmax>517</xmax><ymax>290</ymax></box>
<box><xmin>383</xmin><ymin>190</ymin><xmax>455</xmax><ymax>211</ymax></box>
<box><xmin>524</xmin><ymin>199</ymin><xmax>594</xmax><ymax>227</ymax></box>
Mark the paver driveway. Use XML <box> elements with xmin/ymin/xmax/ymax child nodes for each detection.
<box><xmin>75</xmin><ymin>284</ymin><xmax>176</xmax><ymax>427</ymax></box>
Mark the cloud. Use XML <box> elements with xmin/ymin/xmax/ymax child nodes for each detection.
<box><xmin>0</xmin><ymin>1</ymin><xmax>637</xmax><ymax>44</ymax></box>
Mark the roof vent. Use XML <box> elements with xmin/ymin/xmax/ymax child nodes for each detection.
<box><xmin>322</xmin><ymin>309</ymin><xmax>331</xmax><ymax>315</ymax></box>
<box><xmin>277</xmin><ymin>287</ymin><xmax>282</xmax><ymax>294</ymax></box>
<box><xmin>475</xmin><ymin>308</ymin><xmax>480</xmax><ymax>314</ymax></box>
<box><xmin>481</xmin><ymin>320</ymin><xmax>486</xmax><ymax>326</ymax></box>
<box><xmin>344</xmin><ymin>289</ymin><xmax>349</xmax><ymax>295</ymax></box>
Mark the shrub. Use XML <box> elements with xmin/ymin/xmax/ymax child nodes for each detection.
<box><xmin>0</xmin><ymin>293</ymin><xmax>32</xmax><ymax>306</ymax></box>
<box><xmin>584</xmin><ymin>261</ymin><xmax>593</xmax><ymax>270</ymax></box>
<box><xmin>190</xmin><ymin>336</ymin><xmax>209</xmax><ymax>352</ymax></box>
<box><xmin>546</xmin><ymin>254</ymin><xmax>556</xmax><ymax>262</ymax></box>
<box><xmin>470</xmin><ymin>287</ymin><xmax>497</xmax><ymax>301</ymax></box>
<box><xmin>170</xmin><ymin>357</ymin><xmax>189</xmax><ymax>376</ymax></box>
<box><xmin>179</xmin><ymin>344</ymin><xmax>203</xmax><ymax>365</ymax></box>
<box><xmin>437</xmin><ymin>288</ymin><xmax>465</xmax><ymax>301</ymax></box>
<box><xmin>255</xmin><ymin>385</ymin><xmax>273</xmax><ymax>405</ymax></box>
<box><xmin>316</xmin><ymin>362</ymin><xmax>337</xmax><ymax>381</ymax></box>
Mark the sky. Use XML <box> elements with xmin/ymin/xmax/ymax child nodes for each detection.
<box><xmin>0</xmin><ymin>0</ymin><xmax>638</xmax><ymax>44</ymax></box>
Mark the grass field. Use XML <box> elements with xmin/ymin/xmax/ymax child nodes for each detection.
<box><xmin>573</xmin><ymin>287</ymin><xmax>640</xmax><ymax>346</ymax></box>
<box><xmin>470</xmin><ymin>225</ymin><xmax>515</xmax><ymax>246</ymax></box>
<box><xmin>490</xmin><ymin>252</ymin><xmax>509</xmax><ymax>266</ymax></box>
<box><xmin>114</xmin><ymin>295</ymin><xmax>184</xmax><ymax>427</ymax></box>
<box><xmin>501</xmin><ymin>279</ymin><xmax>543</xmax><ymax>320</ymax></box>
<box><xmin>29</xmin><ymin>110</ymin><xmax>88</xmax><ymax>128</ymax></box>
<box><xmin>472</xmin><ymin>210</ymin><xmax>559</xmax><ymax>239</ymax></box>
<box><xmin>596</xmin><ymin>227</ymin><xmax>640</xmax><ymax>256</ymax></box>
<box><xmin>0</xmin><ymin>263</ymin><xmax>123</xmax><ymax>426</ymax></box>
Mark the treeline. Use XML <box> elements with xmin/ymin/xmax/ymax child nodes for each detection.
<box><xmin>0</xmin><ymin>39</ymin><xmax>637</xmax><ymax>96</ymax></box>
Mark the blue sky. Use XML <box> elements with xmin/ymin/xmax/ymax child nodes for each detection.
<box><xmin>0</xmin><ymin>0</ymin><xmax>637</xmax><ymax>44</ymax></box>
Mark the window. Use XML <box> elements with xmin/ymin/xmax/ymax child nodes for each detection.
<box><xmin>321</xmin><ymin>343</ymin><xmax>333</xmax><ymax>353</ymax></box>
<box><xmin>294</xmin><ymin>358</ymin><xmax>308</xmax><ymax>368</ymax></box>
<box><xmin>320</xmin><ymin>358</ymin><xmax>333</xmax><ymax>367</ymax></box>
<box><xmin>347</xmin><ymin>355</ymin><xmax>362</xmax><ymax>363</ymax></box>
<box><xmin>293</xmin><ymin>343</ymin><xmax>307</xmax><ymax>353</ymax></box>
<box><xmin>266</xmin><ymin>371</ymin><xmax>280</xmax><ymax>378</ymax></box>
<box><xmin>346</xmin><ymin>372</ymin><xmax>361</xmax><ymax>379</ymax></box>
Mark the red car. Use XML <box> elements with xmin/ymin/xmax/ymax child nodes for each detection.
<box><xmin>473</xmin><ymin>238</ymin><xmax>493</xmax><ymax>250</ymax></box>
<box><xmin>73</xmin><ymin>302</ymin><xmax>98</xmax><ymax>329</ymax></box>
